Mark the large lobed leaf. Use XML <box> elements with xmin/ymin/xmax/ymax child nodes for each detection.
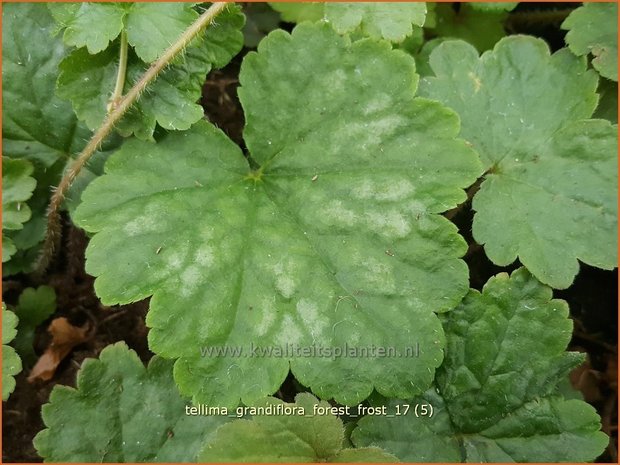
<box><xmin>352</xmin><ymin>268</ymin><xmax>608</xmax><ymax>462</ymax></box>
<box><xmin>562</xmin><ymin>2</ymin><xmax>618</xmax><ymax>82</ymax></box>
<box><xmin>55</xmin><ymin>3</ymin><xmax>245</xmax><ymax>140</ymax></box>
<box><xmin>34</xmin><ymin>343</ymin><xmax>227</xmax><ymax>462</ymax></box>
<box><xmin>2</xmin><ymin>304</ymin><xmax>22</xmax><ymax>401</ymax></box>
<box><xmin>420</xmin><ymin>36</ymin><xmax>618</xmax><ymax>289</ymax></box>
<box><xmin>2</xmin><ymin>3</ymin><xmax>121</xmax><ymax>275</ymax></box>
<box><xmin>200</xmin><ymin>393</ymin><xmax>397</xmax><ymax>462</ymax></box>
<box><xmin>75</xmin><ymin>23</ymin><xmax>481</xmax><ymax>408</ymax></box>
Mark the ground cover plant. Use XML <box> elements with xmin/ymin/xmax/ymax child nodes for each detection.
<box><xmin>2</xmin><ymin>1</ymin><xmax>618</xmax><ymax>462</ymax></box>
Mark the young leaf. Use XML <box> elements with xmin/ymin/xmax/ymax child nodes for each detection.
<box><xmin>56</xmin><ymin>5</ymin><xmax>244</xmax><ymax>140</ymax></box>
<box><xmin>2</xmin><ymin>304</ymin><xmax>22</xmax><ymax>401</ymax></box>
<box><xmin>74</xmin><ymin>23</ymin><xmax>481</xmax><ymax>408</ymax></box>
<box><xmin>199</xmin><ymin>393</ymin><xmax>397</xmax><ymax>462</ymax></box>
<box><xmin>420</xmin><ymin>36</ymin><xmax>618</xmax><ymax>289</ymax></box>
<box><xmin>562</xmin><ymin>2</ymin><xmax>618</xmax><ymax>82</ymax></box>
<box><xmin>324</xmin><ymin>2</ymin><xmax>427</xmax><ymax>42</ymax></box>
<box><xmin>2</xmin><ymin>158</ymin><xmax>36</xmax><ymax>262</ymax></box>
<box><xmin>34</xmin><ymin>342</ymin><xmax>227</xmax><ymax>462</ymax></box>
<box><xmin>12</xmin><ymin>286</ymin><xmax>57</xmax><ymax>365</ymax></box>
<box><xmin>48</xmin><ymin>2</ymin><xmax>127</xmax><ymax>54</ymax></box>
<box><xmin>124</xmin><ymin>2</ymin><xmax>198</xmax><ymax>63</ymax></box>
<box><xmin>351</xmin><ymin>268</ymin><xmax>609</xmax><ymax>462</ymax></box>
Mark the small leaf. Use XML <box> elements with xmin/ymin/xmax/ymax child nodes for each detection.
<box><xmin>199</xmin><ymin>393</ymin><xmax>397</xmax><ymax>463</ymax></box>
<box><xmin>269</xmin><ymin>2</ymin><xmax>325</xmax><ymax>23</ymax></box>
<box><xmin>34</xmin><ymin>342</ymin><xmax>228</xmax><ymax>462</ymax></box>
<box><xmin>75</xmin><ymin>23</ymin><xmax>481</xmax><ymax>408</ymax></box>
<box><xmin>2</xmin><ymin>158</ymin><xmax>36</xmax><ymax>262</ymax></box>
<box><xmin>2</xmin><ymin>304</ymin><xmax>22</xmax><ymax>401</ymax></box>
<box><xmin>13</xmin><ymin>286</ymin><xmax>57</xmax><ymax>365</ymax></box>
<box><xmin>325</xmin><ymin>2</ymin><xmax>427</xmax><ymax>42</ymax></box>
<box><xmin>125</xmin><ymin>3</ymin><xmax>198</xmax><ymax>62</ymax></box>
<box><xmin>3</xmin><ymin>3</ymin><xmax>91</xmax><ymax>169</ymax></box>
<box><xmin>48</xmin><ymin>2</ymin><xmax>126</xmax><ymax>54</ymax></box>
<box><xmin>562</xmin><ymin>2</ymin><xmax>618</xmax><ymax>81</ymax></box>
<box><xmin>352</xmin><ymin>268</ymin><xmax>609</xmax><ymax>462</ymax></box>
<box><xmin>420</xmin><ymin>36</ymin><xmax>617</xmax><ymax>289</ymax></box>
<box><xmin>56</xmin><ymin>5</ymin><xmax>244</xmax><ymax>140</ymax></box>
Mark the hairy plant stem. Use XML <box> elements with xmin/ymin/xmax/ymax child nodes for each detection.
<box><xmin>36</xmin><ymin>2</ymin><xmax>230</xmax><ymax>274</ymax></box>
<box><xmin>107</xmin><ymin>30</ymin><xmax>128</xmax><ymax>113</ymax></box>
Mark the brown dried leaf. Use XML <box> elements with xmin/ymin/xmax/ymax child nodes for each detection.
<box><xmin>27</xmin><ymin>317</ymin><xmax>90</xmax><ymax>382</ymax></box>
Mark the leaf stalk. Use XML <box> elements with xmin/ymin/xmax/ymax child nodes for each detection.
<box><xmin>107</xmin><ymin>30</ymin><xmax>128</xmax><ymax>113</ymax></box>
<box><xmin>36</xmin><ymin>2</ymin><xmax>230</xmax><ymax>273</ymax></box>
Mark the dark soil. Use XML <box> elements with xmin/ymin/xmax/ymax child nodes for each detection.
<box><xmin>3</xmin><ymin>4</ymin><xmax>618</xmax><ymax>462</ymax></box>
<box><xmin>2</xmin><ymin>224</ymin><xmax>151</xmax><ymax>462</ymax></box>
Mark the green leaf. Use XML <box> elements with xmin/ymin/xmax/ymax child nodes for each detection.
<box><xmin>268</xmin><ymin>2</ymin><xmax>428</xmax><ymax>43</ymax></box>
<box><xmin>3</xmin><ymin>239</ymin><xmax>17</xmax><ymax>263</ymax></box>
<box><xmin>48</xmin><ymin>2</ymin><xmax>126</xmax><ymax>54</ymax></box>
<box><xmin>199</xmin><ymin>393</ymin><xmax>397</xmax><ymax>462</ymax></box>
<box><xmin>2</xmin><ymin>158</ymin><xmax>36</xmax><ymax>262</ymax></box>
<box><xmin>49</xmin><ymin>3</ymin><xmax>205</xmax><ymax>63</ymax></box>
<box><xmin>3</xmin><ymin>3</ymin><xmax>86</xmax><ymax>169</ymax></box>
<box><xmin>125</xmin><ymin>3</ymin><xmax>198</xmax><ymax>62</ymax></box>
<box><xmin>12</xmin><ymin>286</ymin><xmax>57</xmax><ymax>365</ymax></box>
<box><xmin>56</xmin><ymin>5</ymin><xmax>244</xmax><ymax>140</ymax></box>
<box><xmin>595</xmin><ymin>79</ymin><xmax>618</xmax><ymax>123</ymax></box>
<box><xmin>269</xmin><ymin>2</ymin><xmax>325</xmax><ymax>23</ymax></box>
<box><xmin>2</xmin><ymin>3</ymin><xmax>122</xmax><ymax>274</ymax></box>
<box><xmin>469</xmin><ymin>2</ymin><xmax>518</xmax><ymax>13</ymax></box>
<box><xmin>34</xmin><ymin>342</ymin><xmax>227</xmax><ymax>462</ymax></box>
<box><xmin>75</xmin><ymin>23</ymin><xmax>481</xmax><ymax>408</ymax></box>
<box><xmin>420</xmin><ymin>36</ymin><xmax>617</xmax><ymax>289</ymax></box>
<box><xmin>243</xmin><ymin>3</ymin><xmax>281</xmax><ymax>48</ymax></box>
<box><xmin>562</xmin><ymin>2</ymin><xmax>618</xmax><ymax>81</ymax></box>
<box><xmin>351</xmin><ymin>268</ymin><xmax>609</xmax><ymax>462</ymax></box>
<box><xmin>430</xmin><ymin>3</ymin><xmax>508</xmax><ymax>52</ymax></box>
<box><xmin>324</xmin><ymin>2</ymin><xmax>427</xmax><ymax>42</ymax></box>
<box><xmin>414</xmin><ymin>37</ymin><xmax>452</xmax><ymax>77</ymax></box>
<box><xmin>2</xmin><ymin>304</ymin><xmax>22</xmax><ymax>401</ymax></box>
<box><xmin>2</xmin><ymin>158</ymin><xmax>36</xmax><ymax>229</ymax></box>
